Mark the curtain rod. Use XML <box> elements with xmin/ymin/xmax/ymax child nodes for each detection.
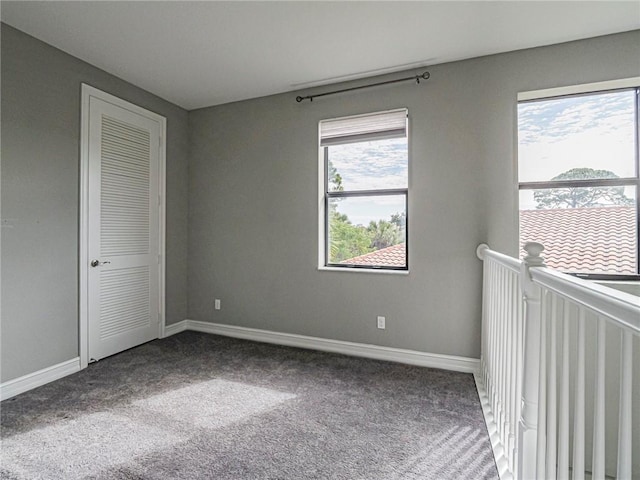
<box><xmin>295</xmin><ymin>71</ymin><xmax>430</xmax><ymax>103</ymax></box>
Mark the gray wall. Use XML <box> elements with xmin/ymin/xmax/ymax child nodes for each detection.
<box><xmin>1</xmin><ymin>24</ymin><xmax>189</xmax><ymax>382</ymax></box>
<box><xmin>2</xmin><ymin>22</ymin><xmax>638</xmax><ymax>383</ymax></box>
<box><xmin>188</xmin><ymin>30</ymin><xmax>640</xmax><ymax>359</ymax></box>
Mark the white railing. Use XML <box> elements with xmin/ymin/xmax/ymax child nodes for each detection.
<box><xmin>476</xmin><ymin>243</ymin><xmax>640</xmax><ymax>480</ymax></box>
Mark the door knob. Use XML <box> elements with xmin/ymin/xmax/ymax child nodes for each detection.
<box><xmin>90</xmin><ymin>260</ymin><xmax>111</xmax><ymax>267</ymax></box>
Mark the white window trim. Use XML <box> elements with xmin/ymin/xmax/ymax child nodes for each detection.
<box><xmin>318</xmin><ymin>265</ymin><xmax>410</xmax><ymax>275</ymax></box>
<box><xmin>516</xmin><ymin>77</ymin><xmax>640</xmax><ymax>279</ymax></box>
<box><xmin>317</xmin><ymin>108</ymin><xmax>409</xmax><ymax>273</ymax></box>
<box><xmin>518</xmin><ymin>76</ymin><xmax>640</xmax><ymax>102</ymax></box>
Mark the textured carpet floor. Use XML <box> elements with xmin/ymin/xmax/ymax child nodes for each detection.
<box><xmin>1</xmin><ymin>331</ymin><xmax>498</xmax><ymax>479</ymax></box>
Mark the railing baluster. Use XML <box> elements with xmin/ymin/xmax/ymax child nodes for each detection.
<box><xmin>616</xmin><ymin>330</ymin><xmax>633</xmax><ymax>479</ymax></box>
<box><xmin>515</xmin><ymin>271</ymin><xmax>520</xmax><ymax>470</ymax></box>
<box><xmin>557</xmin><ymin>302</ymin><xmax>570</xmax><ymax>479</ymax></box>
<box><xmin>514</xmin><ymin>272</ymin><xmax>524</xmax><ymax>478</ymax></box>
<box><xmin>477</xmin><ymin>243</ymin><xmax>639</xmax><ymax>480</ymax></box>
<box><xmin>495</xmin><ymin>263</ymin><xmax>501</xmax><ymax>435</ymax></box>
<box><xmin>483</xmin><ymin>261</ymin><xmax>490</xmax><ymax>394</ymax></box>
<box><xmin>502</xmin><ymin>269</ymin><xmax>510</xmax><ymax>466</ymax></box>
<box><xmin>498</xmin><ymin>267</ymin><xmax>505</xmax><ymax>445</ymax></box>
<box><xmin>592</xmin><ymin>317</ymin><xmax>606</xmax><ymax>480</ymax></box>
<box><xmin>491</xmin><ymin>262</ymin><xmax>498</xmax><ymax>417</ymax></box>
<box><xmin>489</xmin><ymin>261</ymin><xmax>496</xmax><ymax>393</ymax></box>
<box><xmin>495</xmin><ymin>266</ymin><xmax>501</xmax><ymax>441</ymax></box>
<box><xmin>480</xmin><ymin>261</ymin><xmax>493</xmax><ymax>391</ymax></box>
<box><xmin>508</xmin><ymin>270</ymin><xmax>518</xmax><ymax>470</ymax></box>
<box><xmin>572</xmin><ymin>308</ymin><xmax>585</xmax><ymax>480</ymax></box>
<box><xmin>547</xmin><ymin>295</ymin><xmax>558</xmax><ymax>480</ymax></box>
<box><xmin>504</xmin><ymin>270</ymin><xmax>510</xmax><ymax>468</ymax></box>
<box><xmin>490</xmin><ymin>264</ymin><xmax>497</xmax><ymax>433</ymax></box>
<box><xmin>501</xmin><ymin>269</ymin><xmax>509</xmax><ymax>458</ymax></box>
<box><xmin>536</xmin><ymin>288</ymin><xmax>548</xmax><ymax>479</ymax></box>
<box><xmin>498</xmin><ymin>269</ymin><xmax>507</xmax><ymax>443</ymax></box>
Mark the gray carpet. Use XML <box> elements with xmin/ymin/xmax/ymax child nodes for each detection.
<box><xmin>1</xmin><ymin>331</ymin><xmax>498</xmax><ymax>479</ymax></box>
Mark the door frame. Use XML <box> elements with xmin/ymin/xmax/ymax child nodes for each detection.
<box><xmin>79</xmin><ymin>84</ymin><xmax>167</xmax><ymax>369</ymax></box>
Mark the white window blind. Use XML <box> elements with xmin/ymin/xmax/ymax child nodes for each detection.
<box><xmin>320</xmin><ymin>109</ymin><xmax>407</xmax><ymax>146</ymax></box>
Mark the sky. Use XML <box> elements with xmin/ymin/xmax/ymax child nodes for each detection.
<box><xmin>328</xmin><ymin>137</ymin><xmax>407</xmax><ymax>226</ymax></box>
<box><xmin>518</xmin><ymin>89</ymin><xmax>637</xmax><ymax>209</ymax></box>
<box><xmin>326</xmin><ymin>89</ymin><xmax>637</xmax><ymax>222</ymax></box>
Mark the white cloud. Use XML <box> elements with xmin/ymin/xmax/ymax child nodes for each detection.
<box><xmin>518</xmin><ymin>90</ymin><xmax>636</xmax><ymax>182</ymax></box>
<box><xmin>329</xmin><ymin>137</ymin><xmax>408</xmax><ymax>191</ymax></box>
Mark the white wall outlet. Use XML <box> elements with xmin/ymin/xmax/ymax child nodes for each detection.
<box><xmin>377</xmin><ymin>316</ymin><xmax>386</xmax><ymax>329</ymax></box>
<box><xmin>214</xmin><ymin>299</ymin><xmax>221</xmax><ymax>310</ymax></box>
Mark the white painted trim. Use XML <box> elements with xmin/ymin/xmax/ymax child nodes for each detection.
<box><xmin>79</xmin><ymin>84</ymin><xmax>167</xmax><ymax>368</ymax></box>
<box><xmin>185</xmin><ymin>320</ymin><xmax>479</xmax><ymax>373</ymax></box>
<box><xmin>518</xmin><ymin>76</ymin><xmax>640</xmax><ymax>101</ymax></box>
<box><xmin>318</xmin><ymin>266</ymin><xmax>409</xmax><ymax>275</ymax></box>
<box><xmin>317</xmin><ymin>138</ymin><xmax>325</xmax><ymax>268</ymax></box>
<box><xmin>158</xmin><ymin>116</ymin><xmax>167</xmax><ymax>339</ymax></box>
<box><xmin>162</xmin><ymin>320</ymin><xmax>188</xmax><ymax>338</ymax></box>
<box><xmin>317</xmin><ymin>109</ymin><xmax>411</xmax><ymax>274</ymax></box>
<box><xmin>2</xmin><ymin>321</ymin><xmax>477</xmax><ymax>399</ymax></box>
<box><xmin>1</xmin><ymin>358</ymin><xmax>81</xmax><ymax>401</ymax></box>
<box><xmin>79</xmin><ymin>86</ymin><xmax>91</xmax><ymax>369</ymax></box>
<box><xmin>474</xmin><ymin>372</ymin><xmax>513</xmax><ymax>480</ymax></box>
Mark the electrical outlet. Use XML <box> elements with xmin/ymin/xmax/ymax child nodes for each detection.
<box><xmin>377</xmin><ymin>316</ymin><xmax>386</xmax><ymax>329</ymax></box>
<box><xmin>214</xmin><ymin>299</ymin><xmax>221</xmax><ymax>310</ymax></box>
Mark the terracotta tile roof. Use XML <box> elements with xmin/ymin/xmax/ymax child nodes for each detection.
<box><xmin>341</xmin><ymin>243</ymin><xmax>406</xmax><ymax>267</ymax></box>
<box><xmin>520</xmin><ymin>206</ymin><xmax>637</xmax><ymax>274</ymax></box>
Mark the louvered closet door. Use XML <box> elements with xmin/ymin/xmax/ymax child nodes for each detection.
<box><xmin>87</xmin><ymin>97</ymin><xmax>161</xmax><ymax>362</ymax></box>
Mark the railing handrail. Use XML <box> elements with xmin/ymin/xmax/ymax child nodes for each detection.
<box><xmin>530</xmin><ymin>267</ymin><xmax>640</xmax><ymax>333</ymax></box>
<box><xmin>477</xmin><ymin>243</ymin><xmax>640</xmax><ymax>334</ymax></box>
<box><xmin>477</xmin><ymin>243</ymin><xmax>522</xmax><ymax>273</ymax></box>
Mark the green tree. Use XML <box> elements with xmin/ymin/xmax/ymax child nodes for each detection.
<box><xmin>328</xmin><ymin>161</ymin><xmax>343</xmax><ymax>193</ymax></box>
<box><xmin>329</xmin><ymin>212</ymin><xmax>372</xmax><ymax>262</ymax></box>
<box><xmin>390</xmin><ymin>212</ymin><xmax>406</xmax><ymax>229</ymax></box>
<box><xmin>389</xmin><ymin>211</ymin><xmax>406</xmax><ymax>240</ymax></box>
<box><xmin>367</xmin><ymin>219</ymin><xmax>402</xmax><ymax>250</ymax></box>
<box><xmin>327</xmin><ymin>162</ymin><xmax>406</xmax><ymax>261</ymax></box>
<box><xmin>534</xmin><ymin>168</ymin><xmax>633</xmax><ymax>209</ymax></box>
<box><xmin>327</xmin><ymin>161</ymin><xmax>368</xmax><ymax>261</ymax></box>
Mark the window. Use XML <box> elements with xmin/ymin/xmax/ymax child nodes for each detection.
<box><xmin>320</xmin><ymin>109</ymin><xmax>408</xmax><ymax>271</ymax></box>
<box><xmin>518</xmin><ymin>82</ymin><xmax>640</xmax><ymax>279</ymax></box>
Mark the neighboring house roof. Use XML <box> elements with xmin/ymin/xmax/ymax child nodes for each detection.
<box><xmin>341</xmin><ymin>243</ymin><xmax>406</xmax><ymax>267</ymax></box>
<box><xmin>340</xmin><ymin>207</ymin><xmax>636</xmax><ymax>273</ymax></box>
<box><xmin>520</xmin><ymin>206</ymin><xmax>637</xmax><ymax>274</ymax></box>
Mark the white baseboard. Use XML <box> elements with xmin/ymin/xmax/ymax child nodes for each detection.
<box><xmin>1</xmin><ymin>357</ymin><xmax>81</xmax><ymax>401</ymax></box>
<box><xmin>162</xmin><ymin>319</ymin><xmax>188</xmax><ymax>338</ymax></box>
<box><xmin>3</xmin><ymin>321</ymin><xmax>478</xmax><ymax>401</ymax></box>
<box><xmin>184</xmin><ymin>320</ymin><xmax>479</xmax><ymax>374</ymax></box>
<box><xmin>473</xmin><ymin>372</ymin><xmax>513</xmax><ymax>480</ymax></box>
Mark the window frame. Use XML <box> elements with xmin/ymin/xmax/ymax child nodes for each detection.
<box><xmin>319</xmin><ymin>110</ymin><xmax>409</xmax><ymax>272</ymax></box>
<box><xmin>517</xmin><ymin>80</ymin><xmax>640</xmax><ymax>281</ymax></box>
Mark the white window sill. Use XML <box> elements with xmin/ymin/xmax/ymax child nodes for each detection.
<box><xmin>318</xmin><ymin>266</ymin><xmax>409</xmax><ymax>275</ymax></box>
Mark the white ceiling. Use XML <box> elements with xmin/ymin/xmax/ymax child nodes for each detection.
<box><xmin>2</xmin><ymin>1</ymin><xmax>639</xmax><ymax>110</ymax></box>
